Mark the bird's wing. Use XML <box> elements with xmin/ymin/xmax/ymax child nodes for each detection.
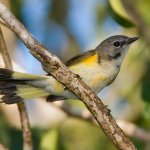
<box><xmin>65</xmin><ymin>49</ymin><xmax>96</xmax><ymax>66</ymax></box>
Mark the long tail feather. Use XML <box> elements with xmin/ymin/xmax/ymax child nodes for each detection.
<box><xmin>0</xmin><ymin>68</ymin><xmax>49</xmax><ymax>104</ymax></box>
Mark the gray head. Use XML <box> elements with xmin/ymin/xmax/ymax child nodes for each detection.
<box><xmin>97</xmin><ymin>35</ymin><xmax>139</xmax><ymax>65</ymax></box>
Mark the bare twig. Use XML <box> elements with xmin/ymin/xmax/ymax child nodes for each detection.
<box><xmin>117</xmin><ymin>120</ymin><xmax>150</xmax><ymax>142</ymax></box>
<box><xmin>54</xmin><ymin>101</ymin><xmax>94</xmax><ymax>121</ymax></box>
<box><xmin>0</xmin><ymin>143</ymin><xmax>9</xmax><ymax>150</ymax></box>
<box><xmin>17</xmin><ymin>103</ymin><xmax>33</xmax><ymax>150</ymax></box>
<box><xmin>0</xmin><ymin>26</ymin><xmax>12</xmax><ymax>68</ymax></box>
<box><xmin>0</xmin><ymin>1</ymin><xmax>137</xmax><ymax>149</ymax></box>
<box><xmin>55</xmin><ymin>102</ymin><xmax>150</xmax><ymax>142</ymax></box>
<box><xmin>0</xmin><ymin>27</ymin><xmax>33</xmax><ymax>150</ymax></box>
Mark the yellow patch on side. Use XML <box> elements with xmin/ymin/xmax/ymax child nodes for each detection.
<box><xmin>81</xmin><ymin>54</ymin><xmax>98</xmax><ymax>65</ymax></box>
<box><xmin>54</xmin><ymin>81</ymin><xmax>64</xmax><ymax>94</ymax></box>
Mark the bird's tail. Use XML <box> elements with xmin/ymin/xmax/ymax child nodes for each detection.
<box><xmin>0</xmin><ymin>68</ymin><xmax>50</xmax><ymax>104</ymax></box>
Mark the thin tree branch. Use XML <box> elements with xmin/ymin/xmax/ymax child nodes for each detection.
<box><xmin>55</xmin><ymin>102</ymin><xmax>150</xmax><ymax>142</ymax></box>
<box><xmin>0</xmin><ymin>27</ymin><xmax>33</xmax><ymax>150</ymax></box>
<box><xmin>0</xmin><ymin>26</ymin><xmax>12</xmax><ymax>68</ymax></box>
<box><xmin>17</xmin><ymin>103</ymin><xmax>33</xmax><ymax>150</ymax></box>
<box><xmin>117</xmin><ymin>120</ymin><xmax>150</xmax><ymax>142</ymax></box>
<box><xmin>0</xmin><ymin>1</ymin><xmax>136</xmax><ymax>149</ymax></box>
<box><xmin>0</xmin><ymin>143</ymin><xmax>9</xmax><ymax>150</ymax></box>
<box><xmin>54</xmin><ymin>101</ymin><xmax>94</xmax><ymax>121</ymax></box>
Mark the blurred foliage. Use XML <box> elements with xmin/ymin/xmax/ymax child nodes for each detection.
<box><xmin>108</xmin><ymin>0</ymin><xmax>135</xmax><ymax>27</ymax></box>
<box><xmin>50</xmin><ymin>0</ymin><xmax>68</xmax><ymax>27</ymax></box>
<box><xmin>0</xmin><ymin>109</ymin><xmax>10</xmax><ymax>146</ymax></box>
<box><xmin>48</xmin><ymin>0</ymin><xmax>80</xmax><ymax>61</ymax></box>
<box><xmin>141</xmin><ymin>62</ymin><xmax>150</xmax><ymax>103</ymax></box>
<box><xmin>96</xmin><ymin>3</ymin><xmax>109</xmax><ymax>32</ymax></box>
<box><xmin>141</xmin><ymin>62</ymin><xmax>150</xmax><ymax>122</ymax></box>
<box><xmin>58</xmin><ymin>118</ymin><xmax>115</xmax><ymax>150</ymax></box>
<box><xmin>136</xmin><ymin>0</ymin><xmax>150</xmax><ymax>25</ymax></box>
<box><xmin>2</xmin><ymin>0</ymin><xmax>150</xmax><ymax>150</ymax></box>
<box><xmin>9</xmin><ymin>0</ymin><xmax>24</xmax><ymax>21</ymax></box>
<box><xmin>40</xmin><ymin>118</ymin><xmax>116</xmax><ymax>150</ymax></box>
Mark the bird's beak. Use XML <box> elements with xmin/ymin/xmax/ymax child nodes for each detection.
<box><xmin>126</xmin><ymin>37</ymin><xmax>139</xmax><ymax>44</ymax></box>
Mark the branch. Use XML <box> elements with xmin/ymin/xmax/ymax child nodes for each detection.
<box><xmin>0</xmin><ymin>26</ymin><xmax>33</xmax><ymax>150</ymax></box>
<box><xmin>54</xmin><ymin>101</ymin><xmax>94</xmax><ymax>121</ymax></box>
<box><xmin>0</xmin><ymin>143</ymin><xmax>9</xmax><ymax>150</ymax></box>
<box><xmin>0</xmin><ymin>26</ymin><xmax>12</xmax><ymax>68</ymax></box>
<box><xmin>56</xmin><ymin>102</ymin><xmax>150</xmax><ymax>142</ymax></box>
<box><xmin>117</xmin><ymin>120</ymin><xmax>150</xmax><ymax>142</ymax></box>
<box><xmin>0</xmin><ymin>1</ymin><xmax>136</xmax><ymax>149</ymax></box>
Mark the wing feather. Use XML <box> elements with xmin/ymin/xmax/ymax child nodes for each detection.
<box><xmin>65</xmin><ymin>49</ymin><xmax>96</xmax><ymax>66</ymax></box>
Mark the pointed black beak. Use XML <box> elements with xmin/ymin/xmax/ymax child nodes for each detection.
<box><xmin>126</xmin><ymin>37</ymin><xmax>139</xmax><ymax>44</ymax></box>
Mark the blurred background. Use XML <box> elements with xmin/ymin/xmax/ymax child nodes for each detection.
<box><xmin>0</xmin><ymin>0</ymin><xmax>150</xmax><ymax>149</ymax></box>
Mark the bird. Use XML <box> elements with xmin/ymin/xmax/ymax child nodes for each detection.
<box><xmin>0</xmin><ymin>35</ymin><xmax>139</xmax><ymax>104</ymax></box>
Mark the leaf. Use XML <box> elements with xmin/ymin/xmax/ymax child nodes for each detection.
<box><xmin>50</xmin><ymin>0</ymin><xmax>69</xmax><ymax>26</ymax></box>
<box><xmin>143</xmin><ymin>103</ymin><xmax>150</xmax><ymax>120</ymax></box>
<box><xmin>10</xmin><ymin>0</ymin><xmax>23</xmax><ymax>21</ymax></box>
<box><xmin>58</xmin><ymin>118</ymin><xmax>116</xmax><ymax>150</ymax></box>
<box><xmin>40</xmin><ymin>129</ymin><xmax>59</xmax><ymax>150</ymax></box>
<box><xmin>108</xmin><ymin>0</ymin><xmax>135</xmax><ymax>27</ymax></box>
<box><xmin>141</xmin><ymin>63</ymin><xmax>150</xmax><ymax>103</ymax></box>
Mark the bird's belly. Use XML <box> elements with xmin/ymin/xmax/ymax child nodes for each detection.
<box><xmin>69</xmin><ymin>61</ymin><xmax>119</xmax><ymax>93</ymax></box>
<box><xmin>45</xmin><ymin>61</ymin><xmax>119</xmax><ymax>99</ymax></box>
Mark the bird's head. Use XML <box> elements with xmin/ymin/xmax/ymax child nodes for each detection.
<box><xmin>97</xmin><ymin>35</ymin><xmax>139</xmax><ymax>66</ymax></box>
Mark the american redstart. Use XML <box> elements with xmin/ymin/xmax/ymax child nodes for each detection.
<box><xmin>0</xmin><ymin>35</ymin><xmax>139</xmax><ymax>104</ymax></box>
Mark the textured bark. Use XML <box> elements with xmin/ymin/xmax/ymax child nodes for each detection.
<box><xmin>0</xmin><ymin>26</ymin><xmax>33</xmax><ymax>150</ymax></box>
<box><xmin>0</xmin><ymin>1</ymin><xmax>137</xmax><ymax>150</ymax></box>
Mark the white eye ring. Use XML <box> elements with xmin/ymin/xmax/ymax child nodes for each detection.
<box><xmin>113</xmin><ymin>41</ymin><xmax>121</xmax><ymax>47</ymax></box>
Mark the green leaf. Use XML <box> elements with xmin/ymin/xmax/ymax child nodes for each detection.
<box><xmin>58</xmin><ymin>118</ymin><xmax>116</xmax><ymax>150</ymax></box>
<box><xmin>108</xmin><ymin>0</ymin><xmax>135</xmax><ymax>27</ymax></box>
<box><xmin>143</xmin><ymin>102</ymin><xmax>150</xmax><ymax>120</ymax></box>
<box><xmin>40</xmin><ymin>129</ymin><xmax>59</xmax><ymax>150</ymax></box>
<box><xmin>141</xmin><ymin>63</ymin><xmax>150</xmax><ymax>103</ymax></box>
<box><xmin>50</xmin><ymin>0</ymin><xmax>69</xmax><ymax>26</ymax></box>
<box><xmin>10</xmin><ymin>0</ymin><xmax>23</xmax><ymax>21</ymax></box>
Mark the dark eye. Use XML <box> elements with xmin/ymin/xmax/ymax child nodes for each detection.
<box><xmin>113</xmin><ymin>41</ymin><xmax>121</xmax><ymax>47</ymax></box>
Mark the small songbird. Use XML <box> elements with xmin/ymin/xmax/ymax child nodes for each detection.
<box><xmin>0</xmin><ymin>35</ymin><xmax>139</xmax><ymax>104</ymax></box>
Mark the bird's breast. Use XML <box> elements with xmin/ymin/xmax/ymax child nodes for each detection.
<box><xmin>69</xmin><ymin>56</ymin><xmax>119</xmax><ymax>93</ymax></box>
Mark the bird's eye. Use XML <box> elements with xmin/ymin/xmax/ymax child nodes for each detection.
<box><xmin>113</xmin><ymin>41</ymin><xmax>121</xmax><ymax>47</ymax></box>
